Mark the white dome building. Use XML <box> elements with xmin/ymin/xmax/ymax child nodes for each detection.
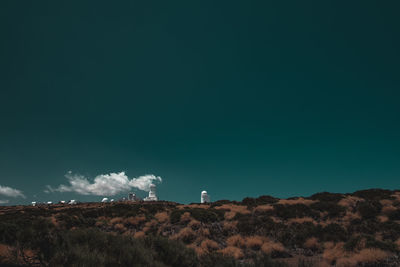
<box><xmin>144</xmin><ymin>184</ymin><xmax>158</xmax><ymax>201</ymax></box>
<box><xmin>201</xmin><ymin>190</ymin><xmax>210</xmax><ymax>203</ymax></box>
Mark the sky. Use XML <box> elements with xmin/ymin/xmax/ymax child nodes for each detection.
<box><xmin>0</xmin><ymin>1</ymin><xmax>399</xmax><ymax>205</ymax></box>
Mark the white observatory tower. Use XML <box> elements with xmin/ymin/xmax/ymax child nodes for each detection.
<box><xmin>201</xmin><ymin>190</ymin><xmax>210</xmax><ymax>203</ymax></box>
<box><xmin>144</xmin><ymin>184</ymin><xmax>158</xmax><ymax>201</ymax></box>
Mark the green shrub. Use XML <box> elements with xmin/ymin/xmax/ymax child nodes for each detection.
<box><xmin>273</xmin><ymin>204</ymin><xmax>319</xmax><ymax>219</ymax></box>
<box><xmin>319</xmin><ymin>223</ymin><xmax>347</xmax><ymax>242</ymax></box>
<box><xmin>310</xmin><ymin>201</ymin><xmax>345</xmax><ymax>218</ymax></box>
<box><xmin>356</xmin><ymin>201</ymin><xmax>382</xmax><ymax>219</ymax></box>
<box><xmin>352</xmin><ymin>189</ymin><xmax>394</xmax><ymax>201</ymax></box>
<box><xmin>309</xmin><ymin>192</ymin><xmax>344</xmax><ymax>203</ymax></box>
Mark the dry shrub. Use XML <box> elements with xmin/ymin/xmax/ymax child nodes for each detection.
<box><xmin>180</xmin><ymin>212</ymin><xmax>191</xmax><ymax>223</ymax></box>
<box><xmin>392</xmin><ymin>192</ymin><xmax>400</xmax><ymax>202</ymax></box>
<box><xmin>142</xmin><ymin>219</ymin><xmax>158</xmax><ymax>233</ymax></box>
<box><xmin>188</xmin><ymin>243</ymin><xmax>206</xmax><ymax>256</ymax></box>
<box><xmin>179</xmin><ymin>204</ymin><xmax>209</xmax><ymax>209</ymax></box>
<box><xmin>223</xmin><ymin>221</ymin><xmax>237</xmax><ymax>232</ymax></box>
<box><xmin>172</xmin><ymin>227</ymin><xmax>196</xmax><ymax>243</ymax></box>
<box><xmin>278</xmin><ymin>198</ymin><xmax>315</xmax><ymax>205</ymax></box>
<box><xmin>134</xmin><ymin>231</ymin><xmax>145</xmax><ymax>238</ymax></box>
<box><xmin>224</xmin><ymin>211</ymin><xmax>237</xmax><ymax>220</ymax></box>
<box><xmin>323</xmin><ymin>242</ymin><xmax>345</xmax><ymax>263</ymax></box>
<box><xmin>199</xmin><ymin>228</ymin><xmax>210</xmax><ymax>237</ymax></box>
<box><xmin>254</xmin><ymin>204</ymin><xmax>274</xmax><ymax>212</ymax></box>
<box><xmin>216</xmin><ymin>204</ymin><xmax>250</xmax><ymax>214</ymax></box>
<box><xmin>336</xmin><ymin>249</ymin><xmax>389</xmax><ymax>266</ymax></box>
<box><xmin>342</xmin><ymin>211</ymin><xmax>361</xmax><ymax>224</ymax></box>
<box><xmin>188</xmin><ymin>219</ymin><xmax>201</xmax><ymax>230</ymax></box>
<box><xmin>288</xmin><ymin>217</ymin><xmax>317</xmax><ymax>225</ymax></box>
<box><xmin>200</xmin><ymin>239</ymin><xmax>219</xmax><ymax>252</ymax></box>
<box><xmin>382</xmin><ymin>205</ymin><xmax>397</xmax><ymax>215</ymax></box>
<box><xmin>219</xmin><ymin>246</ymin><xmax>244</xmax><ymax>259</ymax></box>
<box><xmin>227</xmin><ymin>234</ymin><xmax>245</xmax><ymax>247</ymax></box>
<box><xmin>95</xmin><ymin>220</ymin><xmax>104</xmax><ymax>227</ymax></box>
<box><xmin>110</xmin><ymin>217</ymin><xmax>123</xmax><ymax>225</ymax></box>
<box><xmin>270</xmin><ymin>216</ymin><xmax>282</xmax><ymax>223</ymax></box>
<box><xmin>261</xmin><ymin>240</ymin><xmax>285</xmax><ymax>254</ymax></box>
<box><xmin>380</xmin><ymin>199</ymin><xmax>393</xmax><ymax>206</ymax></box>
<box><xmin>114</xmin><ymin>223</ymin><xmax>126</xmax><ymax>232</ymax></box>
<box><xmin>124</xmin><ymin>215</ymin><xmax>146</xmax><ymax>226</ymax></box>
<box><xmin>304</xmin><ymin>237</ymin><xmax>319</xmax><ymax>249</ymax></box>
<box><xmin>0</xmin><ymin>244</ymin><xmax>13</xmax><ymax>262</ymax></box>
<box><xmin>394</xmin><ymin>239</ymin><xmax>400</xmax><ymax>250</ymax></box>
<box><xmin>245</xmin><ymin>236</ymin><xmax>264</xmax><ymax>250</ymax></box>
<box><xmin>338</xmin><ymin>196</ymin><xmax>363</xmax><ymax>208</ymax></box>
<box><xmin>154</xmin><ymin>211</ymin><xmax>169</xmax><ymax>223</ymax></box>
<box><xmin>378</xmin><ymin>215</ymin><xmax>389</xmax><ymax>223</ymax></box>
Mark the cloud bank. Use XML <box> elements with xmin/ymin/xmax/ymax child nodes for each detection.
<box><xmin>0</xmin><ymin>185</ymin><xmax>26</xmax><ymax>198</ymax></box>
<box><xmin>46</xmin><ymin>171</ymin><xmax>162</xmax><ymax>196</ymax></box>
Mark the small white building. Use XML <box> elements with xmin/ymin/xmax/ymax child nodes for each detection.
<box><xmin>128</xmin><ymin>192</ymin><xmax>138</xmax><ymax>201</ymax></box>
<box><xmin>31</xmin><ymin>202</ymin><xmax>37</xmax><ymax>206</ymax></box>
<box><xmin>101</xmin><ymin>198</ymin><xmax>109</xmax><ymax>203</ymax></box>
<box><xmin>68</xmin><ymin>200</ymin><xmax>77</xmax><ymax>205</ymax></box>
<box><xmin>201</xmin><ymin>191</ymin><xmax>210</xmax><ymax>203</ymax></box>
<box><xmin>144</xmin><ymin>184</ymin><xmax>158</xmax><ymax>201</ymax></box>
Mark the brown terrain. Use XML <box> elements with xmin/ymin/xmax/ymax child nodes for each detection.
<box><xmin>0</xmin><ymin>189</ymin><xmax>400</xmax><ymax>266</ymax></box>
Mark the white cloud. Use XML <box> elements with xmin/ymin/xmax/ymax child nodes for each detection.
<box><xmin>47</xmin><ymin>171</ymin><xmax>162</xmax><ymax>196</ymax></box>
<box><xmin>0</xmin><ymin>200</ymin><xmax>9</xmax><ymax>204</ymax></box>
<box><xmin>0</xmin><ymin>185</ymin><xmax>25</xmax><ymax>198</ymax></box>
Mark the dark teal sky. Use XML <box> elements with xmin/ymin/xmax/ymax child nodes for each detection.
<box><xmin>1</xmin><ymin>1</ymin><xmax>399</xmax><ymax>204</ymax></box>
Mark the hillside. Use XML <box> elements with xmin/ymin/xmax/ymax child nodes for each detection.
<box><xmin>1</xmin><ymin>189</ymin><xmax>400</xmax><ymax>267</ymax></box>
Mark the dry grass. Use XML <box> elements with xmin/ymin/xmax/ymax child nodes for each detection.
<box><xmin>224</xmin><ymin>211</ymin><xmax>237</xmax><ymax>220</ymax></box>
<box><xmin>245</xmin><ymin>236</ymin><xmax>264</xmax><ymax>250</ymax></box>
<box><xmin>187</xmin><ymin>243</ymin><xmax>206</xmax><ymax>256</ymax></box>
<box><xmin>179</xmin><ymin>204</ymin><xmax>209</xmax><ymax>210</ymax></box>
<box><xmin>288</xmin><ymin>217</ymin><xmax>317</xmax><ymax>225</ymax></box>
<box><xmin>222</xmin><ymin>221</ymin><xmax>237</xmax><ymax>232</ymax></box>
<box><xmin>171</xmin><ymin>227</ymin><xmax>196</xmax><ymax>243</ymax></box>
<box><xmin>382</xmin><ymin>205</ymin><xmax>397</xmax><ymax>215</ymax></box>
<box><xmin>323</xmin><ymin>242</ymin><xmax>346</xmax><ymax>263</ymax></box>
<box><xmin>392</xmin><ymin>192</ymin><xmax>400</xmax><ymax>202</ymax></box>
<box><xmin>188</xmin><ymin>219</ymin><xmax>201</xmax><ymax>230</ymax></box>
<box><xmin>226</xmin><ymin>234</ymin><xmax>245</xmax><ymax>247</ymax></box>
<box><xmin>378</xmin><ymin>215</ymin><xmax>389</xmax><ymax>223</ymax></box>
<box><xmin>304</xmin><ymin>237</ymin><xmax>319</xmax><ymax>249</ymax></box>
<box><xmin>114</xmin><ymin>223</ymin><xmax>126</xmax><ymax>232</ymax></box>
<box><xmin>261</xmin><ymin>240</ymin><xmax>285</xmax><ymax>255</ymax></box>
<box><xmin>219</xmin><ymin>246</ymin><xmax>244</xmax><ymax>259</ymax></box>
<box><xmin>134</xmin><ymin>231</ymin><xmax>145</xmax><ymax>238</ymax></box>
<box><xmin>180</xmin><ymin>212</ymin><xmax>191</xmax><ymax>223</ymax></box>
<box><xmin>254</xmin><ymin>204</ymin><xmax>274</xmax><ymax>213</ymax></box>
<box><xmin>338</xmin><ymin>196</ymin><xmax>363</xmax><ymax>208</ymax></box>
<box><xmin>124</xmin><ymin>215</ymin><xmax>146</xmax><ymax>226</ymax></box>
<box><xmin>142</xmin><ymin>219</ymin><xmax>158</xmax><ymax>233</ymax></box>
<box><xmin>278</xmin><ymin>198</ymin><xmax>316</xmax><ymax>205</ymax></box>
<box><xmin>380</xmin><ymin>199</ymin><xmax>393</xmax><ymax>206</ymax></box>
<box><xmin>110</xmin><ymin>217</ymin><xmax>123</xmax><ymax>225</ymax></box>
<box><xmin>394</xmin><ymin>238</ymin><xmax>400</xmax><ymax>250</ymax></box>
<box><xmin>200</xmin><ymin>239</ymin><xmax>219</xmax><ymax>252</ymax></box>
<box><xmin>336</xmin><ymin>248</ymin><xmax>389</xmax><ymax>266</ymax></box>
<box><xmin>342</xmin><ymin>211</ymin><xmax>361</xmax><ymax>225</ymax></box>
<box><xmin>199</xmin><ymin>228</ymin><xmax>210</xmax><ymax>237</ymax></box>
<box><xmin>154</xmin><ymin>211</ymin><xmax>169</xmax><ymax>223</ymax></box>
<box><xmin>216</xmin><ymin>204</ymin><xmax>250</xmax><ymax>220</ymax></box>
